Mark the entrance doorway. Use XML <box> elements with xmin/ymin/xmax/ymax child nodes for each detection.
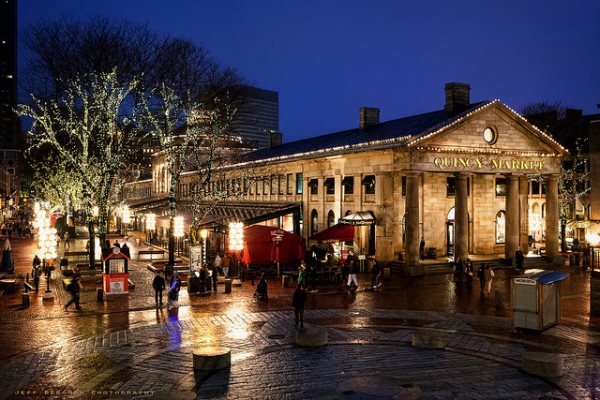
<box><xmin>446</xmin><ymin>207</ymin><xmax>470</xmax><ymax>257</ymax></box>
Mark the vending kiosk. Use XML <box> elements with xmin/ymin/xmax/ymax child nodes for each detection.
<box><xmin>102</xmin><ymin>246</ymin><xmax>130</xmax><ymax>295</ymax></box>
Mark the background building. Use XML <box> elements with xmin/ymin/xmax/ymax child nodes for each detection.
<box><xmin>232</xmin><ymin>86</ymin><xmax>281</xmax><ymax>149</ymax></box>
<box><xmin>0</xmin><ymin>0</ymin><xmax>22</xmax><ymax>215</ymax></box>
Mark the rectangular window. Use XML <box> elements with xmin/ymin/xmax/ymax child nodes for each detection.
<box><xmin>270</xmin><ymin>176</ymin><xmax>276</xmax><ymax>195</ymax></box>
<box><xmin>296</xmin><ymin>173</ymin><xmax>303</xmax><ymax>194</ymax></box>
<box><xmin>542</xmin><ymin>182</ymin><xmax>547</xmax><ymax>195</ymax></box>
<box><xmin>342</xmin><ymin>176</ymin><xmax>354</xmax><ymax>195</ymax></box>
<box><xmin>309</xmin><ymin>178</ymin><xmax>318</xmax><ymax>195</ymax></box>
<box><xmin>362</xmin><ymin>175</ymin><xmax>375</xmax><ymax>195</ymax></box>
<box><xmin>278</xmin><ymin>175</ymin><xmax>284</xmax><ymax>195</ymax></box>
<box><xmin>447</xmin><ymin>177</ymin><xmax>471</xmax><ymax>196</ymax></box>
<box><xmin>324</xmin><ymin>177</ymin><xmax>335</xmax><ymax>195</ymax></box>
<box><xmin>531</xmin><ymin>180</ymin><xmax>540</xmax><ymax>195</ymax></box>
<box><xmin>495</xmin><ymin>178</ymin><xmax>507</xmax><ymax>196</ymax></box>
<box><xmin>286</xmin><ymin>174</ymin><xmax>293</xmax><ymax>195</ymax></box>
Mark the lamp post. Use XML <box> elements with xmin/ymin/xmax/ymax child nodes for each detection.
<box><xmin>174</xmin><ymin>216</ymin><xmax>184</xmax><ymax>255</ymax></box>
<box><xmin>35</xmin><ymin>205</ymin><xmax>58</xmax><ymax>300</ymax></box>
<box><xmin>122</xmin><ymin>206</ymin><xmax>131</xmax><ymax>237</ymax></box>
<box><xmin>229</xmin><ymin>222</ymin><xmax>244</xmax><ymax>277</ymax></box>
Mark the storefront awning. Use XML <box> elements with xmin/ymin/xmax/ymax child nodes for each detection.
<box><xmin>567</xmin><ymin>220</ymin><xmax>590</xmax><ymax>228</ymax></box>
<box><xmin>194</xmin><ymin>201</ymin><xmax>301</xmax><ymax>228</ymax></box>
<box><xmin>340</xmin><ymin>211</ymin><xmax>376</xmax><ymax>226</ymax></box>
<box><xmin>309</xmin><ymin>223</ymin><xmax>354</xmax><ymax>243</ymax></box>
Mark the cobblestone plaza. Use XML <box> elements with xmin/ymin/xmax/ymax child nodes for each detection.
<box><xmin>0</xmin><ymin>236</ymin><xmax>598</xmax><ymax>399</ymax></box>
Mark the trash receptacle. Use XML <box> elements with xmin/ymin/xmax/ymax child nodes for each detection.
<box><xmin>22</xmin><ymin>293</ymin><xmax>30</xmax><ymax>307</ymax></box>
<box><xmin>512</xmin><ymin>269</ymin><xmax>568</xmax><ymax>331</ymax></box>
<box><xmin>188</xmin><ymin>276</ymin><xmax>200</xmax><ymax>293</ymax></box>
<box><xmin>224</xmin><ymin>279</ymin><xmax>232</xmax><ymax>294</ymax></box>
<box><xmin>97</xmin><ymin>288</ymin><xmax>104</xmax><ymax>302</ymax></box>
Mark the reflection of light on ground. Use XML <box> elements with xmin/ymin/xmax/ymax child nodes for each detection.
<box><xmin>227</xmin><ymin>326</ymin><xmax>250</xmax><ymax>340</ymax></box>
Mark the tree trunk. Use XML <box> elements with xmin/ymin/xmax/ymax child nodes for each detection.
<box><xmin>560</xmin><ymin>222</ymin><xmax>567</xmax><ymax>253</ymax></box>
<box><xmin>88</xmin><ymin>218</ymin><xmax>96</xmax><ymax>269</ymax></box>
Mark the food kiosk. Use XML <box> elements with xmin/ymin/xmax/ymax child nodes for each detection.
<box><xmin>102</xmin><ymin>246</ymin><xmax>130</xmax><ymax>295</ymax></box>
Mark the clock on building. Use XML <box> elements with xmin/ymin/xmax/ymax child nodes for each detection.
<box><xmin>483</xmin><ymin>127</ymin><xmax>497</xmax><ymax>144</ymax></box>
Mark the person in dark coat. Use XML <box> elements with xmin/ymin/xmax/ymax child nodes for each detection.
<box><xmin>64</xmin><ymin>276</ymin><xmax>81</xmax><ymax>311</ymax></box>
<box><xmin>419</xmin><ymin>237</ymin><xmax>426</xmax><ymax>260</ymax></box>
<box><xmin>515</xmin><ymin>248</ymin><xmax>525</xmax><ymax>270</ymax></box>
<box><xmin>152</xmin><ymin>271</ymin><xmax>166</xmax><ymax>307</ymax></box>
<box><xmin>292</xmin><ymin>284</ymin><xmax>307</xmax><ymax>329</ymax></box>
<box><xmin>254</xmin><ymin>273</ymin><xmax>268</xmax><ymax>301</ymax></box>
<box><xmin>464</xmin><ymin>258</ymin><xmax>474</xmax><ymax>286</ymax></box>
<box><xmin>168</xmin><ymin>272</ymin><xmax>182</xmax><ymax>308</ymax></box>
<box><xmin>477</xmin><ymin>264</ymin><xmax>486</xmax><ymax>294</ymax></box>
<box><xmin>32</xmin><ymin>255</ymin><xmax>42</xmax><ymax>292</ymax></box>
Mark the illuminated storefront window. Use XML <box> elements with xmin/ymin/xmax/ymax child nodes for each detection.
<box><xmin>496</xmin><ymin>211</ymin><xmax>506</xmax><ymax>244</ymax></box>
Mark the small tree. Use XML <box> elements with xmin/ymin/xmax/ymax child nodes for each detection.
<box><xmin>18</xmin><ymin>71</ymin><xmax>147</xmax><ymax>267</ymax></box>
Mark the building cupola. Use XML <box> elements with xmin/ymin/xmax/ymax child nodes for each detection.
<box><xmin>360</xmin><ymin>107</ymin><xmax>380</xmax><ymax>128</ymax></box>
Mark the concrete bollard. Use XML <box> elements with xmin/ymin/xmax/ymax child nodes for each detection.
<box><xmin>522</xmin><ymin>352</ymin><xmax>564</xmax><ymax>377</ymax></box>
<box><xmin>192</xmin><ymin>346</ymin><xmax>231</xmax><ymax>371</ymax></box>
<box><xmin>224</xmin><ymin>279</ymin><xmax>232</xmax><ymax>294</ymax></box>
<box><xmin>97</xmin><ymin>288</ymin><xmax>104</xmax><ymax>302</ymax></box>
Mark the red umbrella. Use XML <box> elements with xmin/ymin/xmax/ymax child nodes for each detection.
<box><xmin>309</xmin><ymin>223</ymin><xmax>354</xmax><ymax>243</ymax></box>
<box><xmin>241</xmin><ymin>225</ymin><xmax>305</xmax><ymax>265</ymax></box>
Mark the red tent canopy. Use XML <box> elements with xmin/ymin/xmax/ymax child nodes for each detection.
<box><xmin>241</xmin><ymin>225</ymin><xmax>306</xmax><ymax>265</ymax></box>
<box><xmin>309</xmin><ymin>223</ymin><xmax>354</xmax><ymax>243</ymax></box>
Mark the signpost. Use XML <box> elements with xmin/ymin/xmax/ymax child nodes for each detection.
<box><xmin>271</xmin><ymin>229</ymin><xmax>284</xmax><ymax>276</ymax></box>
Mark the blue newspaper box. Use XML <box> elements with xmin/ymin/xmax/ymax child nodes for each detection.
<box><xmin>512</xmin><ymin>269</ymin><xmax>568</xmax><ymax>331</ymax></box>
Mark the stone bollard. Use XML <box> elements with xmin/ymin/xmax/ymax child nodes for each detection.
<box><xmin>192</xmin><ymin>346</ymin><xmax>231</xmax><ymax>371</ymax></box>
<box><xmin>22</xmin><ymin>293</ymin><xmax>30</xmax><ymax>307</ymax></box>
<box><xmin>224</xmin><ymin>279</ymin><xmax>232</xmax><ymax>294</ymax></box>
<box><xmin>521</xmin><ymin>352</ymin><xmax>564</xmax><ymax>377</ymax></box>
<box><xmin>232</xmin><ymin>279</ymin><xmax>242</xmax><ymax>287</ymax></box>
<box><xmin>295</xmin><ymin>325</ymin><xmax>328</xmax><ymax>347</ymax></box>
<box><xmin>411</xmin><ymin>331</ymin><xmax>447</xmax><ymax>349</ymax></box>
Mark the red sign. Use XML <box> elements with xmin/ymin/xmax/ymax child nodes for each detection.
<box><xmin>103</xmin><ymin>273</ymin><xmax>129</xmax><ymax>295</ymax></box>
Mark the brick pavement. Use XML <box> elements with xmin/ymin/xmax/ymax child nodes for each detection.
<box><xmin>1</xmin><ymin>236</ymin><xmax>599</xmax><ymax>399</ymax></box>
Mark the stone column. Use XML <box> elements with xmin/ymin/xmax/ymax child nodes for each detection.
<box><xmin>405</xmin><ymin>173</ymin><xmax>422</xmax><ymax>275</ymax></box>
<box><xmin>455</xmin><ymin>173</ymin><xmax>469</xmax><ymax>261</ymax></box>
<box><xmin>505</xmin><ymin>175</ymin><xmax>520</xmax><ymax>261</ymax></box>
<box><xmin>519</xmin><ymin>175</ymin><xmax>530</xmax><ymax>252</ymax></box>
<box><xmin>545</xmin><ymin>175</ymin><xmax>560</xmax><ymax>257</ymax></box>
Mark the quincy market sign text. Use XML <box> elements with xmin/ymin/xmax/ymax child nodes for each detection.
<box><xmin>433</xmin><ymin>157</ymin><xmax>544</xmax><ymax>171</ymax></box>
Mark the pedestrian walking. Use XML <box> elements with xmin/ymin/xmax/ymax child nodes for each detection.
<box><xmin>292</xmin><ymin>284</ymin><xmax>307</xmax><ymax>329</ymax></box>
<box><xmin>64</xmin><ymin>276</ymin><xmax>81</xmax><ymax>311</ymax></box>
<box><xmin>297</xmin><ymin>263</ymin><xmax>307</xmax><ymax>287</ymax></box>
<box><xmin>309</xmin><ymin>264</ymin><xmax>318</xmax><ymax>293</ymax></box>
<box><xmin>453</xmin><ymin>257</ymin><xmax>463</xmax><ymax>282</ymax></box>
<box><xmin>419</xmin><ymin>237</ymin><xmax>426</xmax><ymax>260</ymax></box>
<box><xmin>152</xmin><ymin>271</ymin><xmax>166</xmax><ymax>307</ymax></box>
<box><xmin>477</xmin><ymin>264</ymin><xmax>486</xmax><ymax>294</ymax></box>
<box><xmin>347</xmin><ymin>257</ymin><xmax>359</xmax><ymax>291</ymax></box>
<box><xmin>168</xmin><ymin>271</ymin><xmax>182</xmax><ymax>308</ymax></box>
<box><xmin>464</xmin><ymin>258</ymin><xmax>474</xmax><ymax>286</ymax></box>
<box><xmin>370</xmin><ymin>256</ymin><xmax>382</xmax><ymax>290</ymax></box>
<box><xmin>215</xmin><ymin>253</ymin><xmax>224</xmax><ymax>277</ymax></box>
<box><xmin>64</xmin><ymin>231</ymin><xmax>70</xmax><ymax>249</ymax></box>
<box><xmin>221</xmin><ymin>253</ymin><xmax>230</xmax><ymax>278</ymax></box>
<box><xmin>1</xmin><ymin>238</ymin><xmax>11</xmax><ymax>272</ymax></box>
<box><xmin>484</xmin><ymin>265</ymin><xmax>495</xmax><ymax>294</ymax></box>
<box><xmin>32</xmin><ymin>255</ymin><xmax>42</xmax><ymax>292</ymax></box>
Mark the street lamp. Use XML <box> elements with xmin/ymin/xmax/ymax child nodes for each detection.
<box><xmin>174</xmin><ymin>216</ymin><xmax>184</xmax><ymax>254</ymax></box>
<box><xmin>200</xmin><ymin>229</ymin><xmax>208</xmax><ymax>266</ymax></box>
<box><xmin>122</xmin><ymin>206</ymin><xmax>131</xmax><ymax>237</ymax></box>
<box><xmin>35</xmin><ymin>205</ymin><xmax>57</xmax><ymax>300</ymax></box>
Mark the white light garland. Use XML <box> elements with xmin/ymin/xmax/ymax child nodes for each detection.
<box><xmin>174</xmin><ymin>216</ymin><xmax>184</xmax><ymax>238</ymax></box>
<box><xmin>228</xmin><ymin>222</ymin><xmax>244</xmax><ymax>251</ymax></box>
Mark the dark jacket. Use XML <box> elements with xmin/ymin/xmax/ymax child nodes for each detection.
<box><xmin>292</xmin><ymin>287</ymin><xmax>307</xmax><ymax>309</ymax></box>
<box><xmin>152</xmin><ymin>275</ymin><xmax>166</xmax><ymax>291</ymax></box>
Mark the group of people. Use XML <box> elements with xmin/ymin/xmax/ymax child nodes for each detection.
<box><xmin>152</xmin><ymin>269</ymin><xmax>182</xmax><ymax>308</ymax></box>
<box><xmin>453</xmin><ymin>256</ymin><xmax>495</xmax><ymax>294</ymax></box>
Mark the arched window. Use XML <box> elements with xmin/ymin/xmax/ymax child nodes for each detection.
<box><xmin>495</xmin><ymin>211</ymin><xmax>506</xmax><ymax>244</ymax></box>
<box><xmin>345</xmin><ymin>210</ymin><xmax>353</xmax><ymax>216</ymax></box>
<box><xmin>327</xmin><ymin>210</ymin><xmax>335</xmax><ymax>228</ymax></box>
<box><xmin>311</xmin><ymin>209</ymin><xmax>319</xmax><ymax>236</ymax></box>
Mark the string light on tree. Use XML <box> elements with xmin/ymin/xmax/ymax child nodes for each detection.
<box><xmin>174</xmin><ymin>216</ymin><xmax>184</xmax><ymax>238</ymax></box>
<box><xmin>228</xmin><ymin>222</ymin><xmax>244</xmax><ymax>251</ymax></box>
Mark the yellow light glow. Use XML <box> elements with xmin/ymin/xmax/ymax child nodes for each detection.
<box><xmin>200</xmin><ymin>229</ymin><xmax>208</xmax><ymax>239</ymax></box>
<box><xmin>174</xmin><ymin>216</ymin><xmax>185</xmax><ymax>238</ymax></box>
<box><xmin>228</xmin><ymin>222</ymin><xmax>244</xmax><ymax>251</ymax></box>
<box><xmin>586</xmin><ymin>233</ymin><xmax>600</xmax><ymax>246</ymax></box>
<box><xmin>122</xmin><ymin>206</ymin><xmax>131</xmax><ymax>225</ymax></box>
<box><xmin>147</xmin><ymin>213</ymin><xmax>156</xmax><ymax>230</ymax></box>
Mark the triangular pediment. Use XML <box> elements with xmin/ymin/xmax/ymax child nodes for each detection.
<box><xmin>408</xmin><ymin>101</ymin><xmax>567</xmax><ymax>157</ymax></box>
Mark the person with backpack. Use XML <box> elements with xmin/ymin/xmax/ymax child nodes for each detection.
<box><xmin>64</xmin><ymin>275</ymin><xmax>81</xmax><ymax>311</ymax></box>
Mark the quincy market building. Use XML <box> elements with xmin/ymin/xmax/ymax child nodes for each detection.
<box><xmin>127</xmin><ymin>83</ymin><xmax>567</xmax><ymax>275</ymax></box>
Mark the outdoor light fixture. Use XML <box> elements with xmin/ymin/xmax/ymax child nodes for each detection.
<box><xmin>174</xmin><ymin>216</ymin><xmax>185</xmax><ymax>238</ymax></box>
<box><xmin>92</xmin><ymin>205</ymin><xmax>99</xmax><ymax>217</ymax></box>
<box><xmin>586</xmin><ymin>233</ymin><xmax>600</xmax><ymax>247</ymax></box>
<box><xmin>229</xmin><ymin>222</ymin><xmax>244</xmax><ymax>251</ymax></box>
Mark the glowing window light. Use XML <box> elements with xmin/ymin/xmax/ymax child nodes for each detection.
<box><xmin>228</xmin><ymin>222</ymin><xmax>244</xmax><ymax>251</ymax></box>
<box><xmin>146</xmin><ymin>213</ymin><xmax>156</xmax><ymax>230</ymax></box>
<box><xmin>122</xmin><ymin>206</ymin><xmax>131</xmax><ymax>225</ymax></box>
<box><xmin>174</xmin><ymin>216</ymin><xmax>185</xmax><ymax>238</ymax></box>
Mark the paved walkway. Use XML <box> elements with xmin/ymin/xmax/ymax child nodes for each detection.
<box><xmin>0</xmin><ymin>236</ymin><xmax>598</xmax><ymax>399</ymax></box>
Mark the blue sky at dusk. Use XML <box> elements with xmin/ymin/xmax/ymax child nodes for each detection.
<box><xmin>19</xmin><ymin>0</ymin><xmax>600</xmax><ymax>143</ymax></box>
